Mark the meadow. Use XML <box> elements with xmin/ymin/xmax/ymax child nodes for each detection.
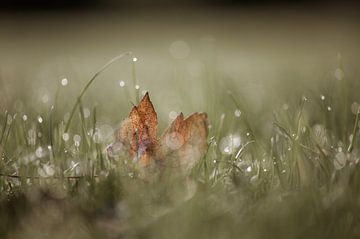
<box><xmin>0</xmin><ymin>49</ymin><xmax>360</xmax><ymax>238</ymax></box>
<box><xmin>0</xmin><ymin>8</ymin><xmax>360</xmax><ymax>238</ymax></box>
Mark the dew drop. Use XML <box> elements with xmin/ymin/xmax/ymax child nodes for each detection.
<box><xmin>62</xmin><ymin>133</ymin><xmax>70</xmax><ymax>142</ymax></box>
<box><xmin>22</xmin><ymin>114</ymin><xmax>28</xmax><ymax>121</ymax></box>
<box><xmin>219</xmin><ymin>134</ymin><xmax>241</xmax><ymax>155</ymax></box>
<box><xmin>246</xmin><ymin>166</ymin><xmax>252</xmax><ymax>172</ymax></box>
<box><xmin>119</xmin><ymin>81</ymin><xmax>125</xmax><ymax>87</ymax></box>
<box><xmin>37</xmin><ymin>116</ymin><xmax>43</xmax><ymax>124</ymax></box>
<box><xmin>35</xmin><ymin>146</ymin><xmax>44</xmax><ymax>158</ymax></box>
<box><xmin>61</xmin><ymin>78</ymin><xmax>68</xmax><ymax>86</ymax></box>
<box><xmin>73</xmin><ymin>134</ymin><xmax>81</xmax><ymax>147</ymax></box>
<box><xmin>320</xmin><ymin>95</ymin><xmax>325</xmax><ymax>100</ymax></box>
<box><xmin>132</xmin><ymin>57</ymin><xmax>138</xmax><ymax>62</ymax></box>
<box><xmin>234</xmin><ymin>109</ymin><xmax>241</xmax><ymax>117</ymax></box>
<box><xmin>224</xmin><ymin>146</ymin><xmax>231</xmax><ymax>154</ymax></box>
<box><xmin>135</xmin><ymin>85</ymin><xmax>140</xmax><ymax>90</ymax></box>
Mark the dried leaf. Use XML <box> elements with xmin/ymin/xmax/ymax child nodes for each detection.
<box><xmin>110</xmin><ymin>93</ymin><xmax>208</xmax><ymax>170</ymax></box>
<box><xmin>157</xmin><ymin>112</ymin><xmax>208</xmax><ymax>169</ymax></box>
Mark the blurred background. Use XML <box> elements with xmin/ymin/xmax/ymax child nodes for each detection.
<box><xmin>0</xmin><ymin>0</ymin><xmax>359</xmax><ymax>126</ymax></box>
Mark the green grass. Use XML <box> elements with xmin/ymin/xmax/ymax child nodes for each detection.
<box><xmin>0</xmin><ymin>53</ymin><xmax>360</xmax><ymax>239</ymax></box>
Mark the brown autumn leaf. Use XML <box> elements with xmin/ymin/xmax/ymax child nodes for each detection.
<box><xmin>108</xmin><ymin>92</ymin><xmax>208</xmax><ymax>170</ymax></box>
<box><xmin>157</xmin><ymin>112</ymin><xmax>208</xmax><ymax>170</ymax></box>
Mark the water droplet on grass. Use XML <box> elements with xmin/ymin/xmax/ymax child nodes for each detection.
<box><xmin>246</xmin><ymin>166</ymin><xmax>252</xmax><ymax>172</ymax></box>
<box><xmin>62</xmin><ymin>133</ymin><xmax>70</xmax><ymax>141</ymax></box>
<box><xmin>234</xmin><ymin>109</ymin><xmax>241</xmax><ymax>117</ymax></box>
<box><xmin>61</xmin><ymin>78</ymin><xmax>68</xmax><ymax>86</ymax></box>
<box><xmin>119</xmin><ymin>81</ymin><xmax>125</xmax><ymax>87</ymax></box>
<box><xmin>224</xmin><ymin>146</ymin><xmax>231</xmax><ymax>153</ymax></box>
<box><xmin>219</xmin><ymin>134</ymin><xmax>241</xmax><ymax>154</ymax></box>
<box><xmin>73</xmin><ymin>134</ymin><xmax>81</xmax><ymax>147</ymax></box>
<box><xmin>35</xmin><ymin>146</ymin><xmax>44</xmax><ymax>158</ymax></box>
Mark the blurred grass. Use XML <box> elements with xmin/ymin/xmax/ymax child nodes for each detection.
<box><xmin>0</xmin><ymin>49</ymin><xmax>360</xmax><ymax>239</ymax></box>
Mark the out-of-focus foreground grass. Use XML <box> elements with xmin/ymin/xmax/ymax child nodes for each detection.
<box><xmin>0</xmin><ymin>48</ymin><xmax>360</xmax><ymax>239</ymax></box>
